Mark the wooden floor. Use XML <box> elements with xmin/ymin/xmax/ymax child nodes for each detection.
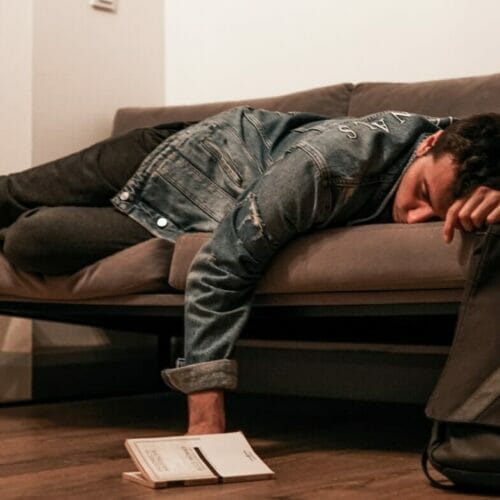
<box><xmin>0</xmin><ymin>391</ymin><xmax>494</xmax><ymax>499</ymax></box>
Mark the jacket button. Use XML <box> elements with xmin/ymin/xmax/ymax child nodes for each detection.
<box><xmin>119</xmin><ymin>191</ymin><xmax>130</xmax><ymax>201</ymax></box>
<box><xmin>156</xmin><ymin>217</ymin><xmax>168</xmax><ymax>228</ymax></box>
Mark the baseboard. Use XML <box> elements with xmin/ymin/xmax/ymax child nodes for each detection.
<box><xmin>170</xmin><ymin>337</ymin><xmax>447</xmax><ymax>404</ymax></box>
<box><xmin>235</xmin><ymin>340</ymin><xmax>446</xmax><ymax>403</ymax></box>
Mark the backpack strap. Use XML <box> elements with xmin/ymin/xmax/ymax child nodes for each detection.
<box><xmin>421</xmin><ymin>447</ymin><xmax>456</xmax><ymax>490</ymax></box>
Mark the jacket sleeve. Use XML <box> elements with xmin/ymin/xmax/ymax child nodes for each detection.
<box><xmin>161</xmin><ymin>147</ymin><xmax>332</xmax><ymax>393</ymax></box>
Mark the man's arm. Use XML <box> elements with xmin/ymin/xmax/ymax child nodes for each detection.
<box><xmin>183</xmin><ymin>148</ymin><xmax>331</xmax><ymax>368</ymax></box>
<box><xmin>444</xmin><ymin>186</ymin><xmax>500</xmax><ymax>243</ymax></box>
<box><xmin>161</xmin><ymin>147</ymin><xmax>332</xmax><ymax>433</ymax></box>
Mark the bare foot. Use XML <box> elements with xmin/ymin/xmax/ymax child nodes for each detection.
<box><xmin>186</xmin><ymin>390</ymin><xmax>225</xmax><ymax>435</ymax></box>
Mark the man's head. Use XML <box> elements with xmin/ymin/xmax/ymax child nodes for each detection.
<box><xmin>393</xmin><ymin>113</ymin><xmax>500</xmax><ymax>224</ymax></box>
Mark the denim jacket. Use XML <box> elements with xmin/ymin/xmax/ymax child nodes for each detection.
<box><xmin>112</xmin><ymin>107</ymin><xmax>453</xmax><ymax>394</ymax></box>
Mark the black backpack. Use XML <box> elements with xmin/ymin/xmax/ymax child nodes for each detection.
<box><xmin>421</xmin><ymin>227</ymin><xmax>500</xmax><ymax>493</ymax></box>
<box><xmin>422</xmin><ymin>421</ymin><xmax>500</xmax><ymax>492</ymax></box>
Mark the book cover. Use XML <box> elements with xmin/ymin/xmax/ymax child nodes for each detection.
<box><xmin>123</xmin><ymin>431</ymin><xmax>275</xmax><ymax>489</ymax></box>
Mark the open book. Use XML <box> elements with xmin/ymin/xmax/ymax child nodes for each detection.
<box><xmin>123</xmin><ymin>431</ymin><xmax>275</xmax><ymax>489</ymax></box>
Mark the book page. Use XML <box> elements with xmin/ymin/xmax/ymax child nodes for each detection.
<box><xmin>125</xmin><ymin>432</ymin><xmax>274</xmax><ymax>484</ymax></box>
<box><xmin>197</xmin><ymin>432</ymin><xmax>274</xmax><ymax>480</ymax></box>
<box><xmin>122</xmin><ymin>471</ymin><xmax>217</xmax><ymax>489</ymax></box>
<box><xmin>126</xmin><ymin>436</ymin><xmax>216</xmax><ymax>482</ymax></box>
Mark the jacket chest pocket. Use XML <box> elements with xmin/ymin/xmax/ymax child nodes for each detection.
<box><xmin>200</xmin><ymin>138</ymin><xmax>243</xmax><ymax>187</ymax></box>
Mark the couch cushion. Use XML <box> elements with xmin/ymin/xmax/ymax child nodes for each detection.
<box><xmin>0</xmin><ymin>223</ymin><xmax>465</xmax><ymax>305</ymax></box>
<box><xmin>112</xmin><ymin>83</ymin><xmax>353</xmax><ymax>136</ymax></box>
<box><xmin>349</xmin><ymin>72</ymin><xmax>500</xmax><ymax>118</ymax></box>
<box><xmin>0</xmin><ymin>238</ymin><xmax>175</xmax><ymax>301</ymax></box>
<box><xmin>168</xmin><ymin>222</ymin><xmax>465</xmax><ymax>293</ymax></box>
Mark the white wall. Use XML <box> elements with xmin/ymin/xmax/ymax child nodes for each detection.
<box><xmin>164</xmin><ymin>0</ymin><xmax>500</xmax><ymax>105</ymax></box>
<box><xmin>0</xmin><ymin>1</ymin><xmax>33</xmax><ymax>171</ymax></box>
<box><xmin>0</xmin><ymin>1</ymin><xmax>35</xmax><ymax>401</ymax></box>
<box><xmin>0</xmin><ymin>0</ymin><xmax>165</xmax><ymax>172</ymax></box>
<box><xmin>0</xmin><ymin>0</ymin><xmax>166</xmax><ymax>401</ymax></box>
<box><xmin>32</xmin><ymin>0</ymin><xmax>165</xmax><ymax>165</ymax></box>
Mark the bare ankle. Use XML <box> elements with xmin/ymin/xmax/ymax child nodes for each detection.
<box><xmin>186</xmin><ymin>422</ymin><xmax>225</xmax><ymax>435</ymax></box>
<box><xmin>187</xmin><ymin>390</ymin><xmax>225</xmax><ymax>435</ymax></box>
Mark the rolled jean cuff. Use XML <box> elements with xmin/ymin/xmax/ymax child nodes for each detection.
<box><xmin>160</xmin><ymin>359</ymin><xmax>238</xmax><ymax>394</ymax></box>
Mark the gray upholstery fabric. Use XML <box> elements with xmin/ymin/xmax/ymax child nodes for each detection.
<box><xmin>0</xmin><ymin>238</ymin><xmax>174</xmax><ymax>300</ymax></box>
<box><xmin>349</xmin><ymin>72</ymin><xmax>500</xmax><ymax>117</ymax></box>
<box><xmin>112</xmin><ymin>83</ymin><xmax>353</xmax><ymax>136</ymax></box>
<box><xmin>168</xmin><ymin>223</ymin><xmax>464</xmax><ymax>293</ymax></box>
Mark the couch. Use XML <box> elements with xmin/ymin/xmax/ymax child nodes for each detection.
<box><xmin>2</xmin><ymin>72</ymin><xmax>500</xmax><ymax>402</ymax></box>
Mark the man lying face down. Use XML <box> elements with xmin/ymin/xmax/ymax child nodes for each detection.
<box><xmin>1</xmin><ymin>108</ymin><xmax>500</xmax><ymax>434</ymax></box>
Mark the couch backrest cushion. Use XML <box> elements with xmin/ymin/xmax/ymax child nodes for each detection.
<box><xmin>112</xmin><ymin>83</ymin><xmax>353</xmax><ymax>136</ymax></box>
<box><xmin>114</xmin><ymin>73</ymin><xmax>500</xmax><ymax>136</ymax></box>
<box><xmin>348</xmin><ymin>72</ymin><xmax>500</xmax><ymax>118</ymax></box>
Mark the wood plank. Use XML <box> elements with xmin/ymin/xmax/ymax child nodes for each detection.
<box><xmin>0</xmin><ymin>393</ymin><xmax>493</xmax><ymax>499</ymax></box>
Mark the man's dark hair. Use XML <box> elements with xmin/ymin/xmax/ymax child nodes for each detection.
<box><xmin>430</xmin><ymin>113</ymin><xmax>500</xmax><ymax>198</ymax></box>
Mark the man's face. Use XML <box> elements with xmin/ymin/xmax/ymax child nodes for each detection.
<box><xmin>393</xmin><ymin>133</ymin><xmax>458</xmax><ymax>224</ymax></box>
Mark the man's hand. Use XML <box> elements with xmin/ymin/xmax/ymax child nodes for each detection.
<box><xmin>444</xmin><ymin>186</ymin><xmax>500</xmax><ymax>243</ymax></box>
